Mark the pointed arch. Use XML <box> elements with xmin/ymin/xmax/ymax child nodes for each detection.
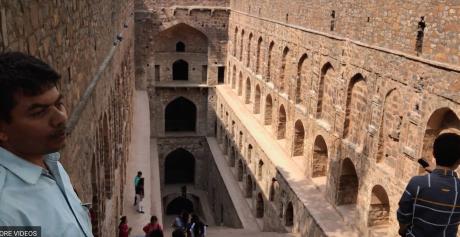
<box><xmin>421</xmin><ymin>108</ymin><xmax>460</xmax><ymax>173</ymax></box>
<box><xmin>240</xmin><ymin>30</ymin><xmax>245</xmax><ymax>61</ymax></box>
<box><xmin>269</xmin><ymin>180</ymin><xmax>275</xmax><ymax>201</ymax></box>
<box><xmin>172</xmin><ymin>59</ymin><xmax>189</xmax><ymax>81</ymax></box>
<box><xmin>293</xmin><ymin>120</ymin><xmax>305</xmax><ymax>156</ymax></box>
<box><xmin>285</xmin><ymin>202</ymin><xmax>294</xmax><ymax>227</ymax></box>
<box><xmin>176</xmin><ymin>41</ymin><xmax>185</xmax><ymax>52</ymax></box>
<box><xmin>230</xmin><ymin>146</ymin><xmax>236</xmax><ymax>167</ymax></box>
<box><xmin>165</xmin><ymin>97</ymin><xmax>197</xmax><ymax>132</ymax></box>
<box><xmin>376</xmin><ymin>88</ymin><xmax>403</xmax><ymax>165</ymax></box>
<box><xmin>280</xmin><ymin>47</ymin><xmax>290</xmax><ymax>92</ymax></box>
<box><xmin>238</xmin><ymin>72</ymin><xmax>243</xmax><ymax>95</ymax></box>
<box><xmin>267</xmin><ymin>41</ymin><xmax>275</xmax><ymax>82</ymax></box>
<box><xmin>256</xmin><ymin>193</ymin><xmax>264</xmax><ymax>218</ymax></box>
<box><xmin>264</xmin><ymin>94</ymin><xmax>273</xmax><ymax>125</ymax></box>
<box><xmin>312</xmin><ymin>135</ymin><xmax>328</xmax><ymax>177</ymax></box>
<box><xmin>316</xmin><ymin>62</ymin><xmax>334</xmax><ymax>120</ymax></box>
<box><xmin>165</xmin><ymin>148</ymin><xmax>195</xmax><ymax>184</ymax></box>
<box><xmin>237</xmin><ymin>159</ymin><xmax>244</xmax><ymax>181</ymax></box>
<box><xmin>254</xmin><ymin>85</ymin><xmax>261</xmax><ymax>114</ymax></box>
<box><xmin>368</xmin><ymin>185</ymin><xmax>390</xmax><ymax>227</ymax></box>
<box><xmin>256</xmin><ymin>37</ymin><xmax>263</xmax><ymax>74</ymax></box>
<box><xmin>337</xmin><ymin>158</ymin><xmax>359</xmax><ymax>205</ymax></box>
<box><xmin>343</xmin><ymin>73</ymin><xmax>368</xmax><ymax>147</ymax></box>
<box><xmin>245</xmin><ymin>77</ymin><xmax>251</xmax><ymax>104</ymax></box>
<box><xmin>246</xmin><ymin>175</ymin><xmax>253</xmax><ymax>198</ymax></box>
<box><xmin>247</xmin><ymin>144</ymin><xmax>253</xmax><ymax>163</ymax></box>
<box><xmin>233</xmin><ymin>27</ymin><xmax>238</xmax><ymax>56</ymax></box>
<box><xmin>231</xmin><ymin>65</ymin><xmax>237</xmax><ymax>88</ymax></box>
<box><xmin>258</xmin><ymin>160</ymin><xmax>264</xmax><ymax>180</ymax></box>
<box><xmin>296</xmin><ymin>54</ymin><xmax>308</xmax><ymax>104</ymax></box>
<box><xmin>247</xmin><ymin>33</ymin><xmax>253</xmax><ymax>67</ymax></box>
<box><xmin>277</xmin><ymin>105</ymin><xmax>287</xmax><ymax>139</ymax></box>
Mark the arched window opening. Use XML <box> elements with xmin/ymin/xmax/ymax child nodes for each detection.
<box><xmin>256</xmin><ymin>193</ymin><xmax>264</xmax><ymax>218</ymax></box>
<box><xmin>285</xmin><ymin>202</ymin><xmax>294</xmax><ymax>227</ymax></box>
<box><xmin>312</xmin><ymin>136</ymin><xmax>328</xmax><ymax>178</ymax></box>
<box><xmin>165</xmin><ymin>148</ymin><xmax>195</xmax><ymax>184</ymax></box>
<box><xmin>237</xmin><ymin>159</ymin><xmax>244</xmax><ymax>181</ymax></box>
<box><xmin>258</xmin><ymin>160</ymin><xmax>264</xmax><ymax>180</ymax></box>
<box><xmin>166</xmin><ymin>197</ymin><xmax>194</xmax><ymax>215</ymax></box>
<box><xmin>277</xmin><ymin>105</ymin><xmax>287</xmax><ymax>139</ymax></box>
<box><xmin>420</xmin><ymin>108</ymin><xmax>460</xmax><ymax>173</ymax></box>
<box><xmin>343</xmin><ymin>74</ymin><xmax>368</xmax><ymax>147</ymax></box>
<box><xmin>368</xmin><ymin>185</ymin><xmax>390</xmax><ymax>227</ymax></box>
<box><xmin>176</xmin><ymin>41</ymin><xmax>185</xmax><ymax>52</ymax></box>
<box><xmin>337</xmin><ymin>158</ymin><xmax>359</xmax><ymax>205</ymax></box>
<box><xmin>293</xmin><ymin>120</ymin><xmax>305</xmax><ymax>156</ymax></box>
<box><xmin>245</xmin><ymin>78</ymin><xmax>251</xmax><ymax>104</ymax></box>
<box><xmin>264</xmin><ymin>95</ymin><xmax>273</xmax><ymax>125</ymax></box>
<box><xmin>254</xmin><ymin>85</ymin><xmax>261</xmax><ymax>114</ymax></box>
<box><xmin>246</xmin><ymin>175</ymin><xmax>253</xmax><ymax>198</ymax></box>
<box><xmin>165</xmin><ymin>97</ymin><xmax>196</xmax><ymax>132</ymax></box>
<box><xmin>172</xmin><ymin>60</ymin><xmax>189</xmax><ymax>81</ymax></box>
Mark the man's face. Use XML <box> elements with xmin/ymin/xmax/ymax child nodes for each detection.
<box><xmin>0</xmin><ymin>86</ymin><xmax>67</xmax><ymax>157</ymax></box>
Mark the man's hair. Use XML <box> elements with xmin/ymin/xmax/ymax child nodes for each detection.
<box><xmin>433</xmin><ymin>133</ymin><xmax>460</xmax><ymax>167</ymax></box>
<box><xmin>0</xmin><ymin>52</ymin><xmax>60</xmax><ymax>122</ymax></box>
<box><xmin>138</xmin><ymin>171</ymin><xmax>142</xmax><ymax>176</ymax></box>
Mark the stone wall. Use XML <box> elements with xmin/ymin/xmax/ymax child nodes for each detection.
<box><xmin>138</xmin><ymin>0</ymin><xmax>229</xmax><ymax>8</ymax></box>
<box><xmin>231</xmin><ymin>0</ymin><xmax>460</xmax><ymax>65</ymax></box>
<box><xmin>0</xmin><ymin>1</ymin><xmax>136</xmax><ymax>236</ymax></box>
<box><xmin>223</xmin><ymin>4</ymin><xmax>460</xmax><ymax>236</ymax></box>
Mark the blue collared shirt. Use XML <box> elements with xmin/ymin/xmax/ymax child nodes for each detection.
<box><xmin>397</xmin><ymin>169</ymin><xmax>460</xmax><ymax>237</ymax></box>
<box><xmin>0</xmin><ymin>147</ymin><xmax>93</xmax><ymax>237</ymax></box>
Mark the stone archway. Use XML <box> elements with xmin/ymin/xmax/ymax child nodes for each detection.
<box><xmin>165</xmin><ymin>97</ymin><xmax>197</xmax><ymax>132</ymax></box>
<box><xmin>421</xmin><ymin>108</ymin><xmax>460</xmax><ymax>173</ymax></box>
<box><xmin>254</xmin><ymin>85</ymin><xmax>261</xmax><ymax>114</ymax></box>
<box><xmin>368</xmin><ymin>185</ymin><xmax>390</xmax><ymax>227</ymax></box>
<box><xmin>343</xmin><ymin>74</ymin><xmax>368</xmax><ymax>147</ymax></box>
<box><xmin>312</xmin><ymin>135</ymin><xmax>328</xmax><ymax>177</ymax></box>
<box><xmin>166</xmin><ymin>196</ymin><xmax>194</xmax><ymax>215</ymax></box>
<box><xmin>285</xmin><ymin>202</ymin><xmax>294</xmax><ymax>227</ymax></box>
<box><xmin>264</xmin><ymin>95</ymin><xmax>273</xmax><ymax>125</ymax></box>
<box><xmin>256</xmin><ymin>193</ymin><xmax>264</xmax><ymax>218</ymax></box>
<box><xmin>245</xmin><ymin>77</ymin><xmax>251</xmax><ymax>104</ymax></box>
<box><xmin>246</xmin><ymin>175</ymin><xmax>253</xmax><ymax>198</ymax></box>
<box><xmin>172</xmin><ymin>59</ymin><xmax>188</xmax><ymax>81</ymax></box>
<box><xmin>237</xmin><ymin>159</ymin><xmax>244</xmax><ymax>181</ymax></box>
<box><xmin>293</xmin><ymin>120</ymin><xmax>305</xmax><ymax>156</ymax></box>
<box><xmin>165</xmin><ymin>148</ymin><xmax>195</xmax><ymax>184</ymax></box>
<box><xmin>337</xmin><ymin>158</ymin><xmax>359</xmax><ymax>205</ymax></box>
<box><xmin>277</xmin><ymin>105</ymin><xmax>287</xmax><ymax>139</ymax></box>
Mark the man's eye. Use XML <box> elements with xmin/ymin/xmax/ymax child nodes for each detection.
<box><xmin>31</xmin><ymin>109</ymin><xmax>47</xmax><ymax>117</ymax></box>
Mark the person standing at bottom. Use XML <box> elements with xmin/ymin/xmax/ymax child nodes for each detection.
<box><xmin>397</xmin><ymin>133</ymin><xmax>460</xmax><ymax>237</ymax></box>
<box><xmin>118</xmin><ymin>216</ymin><xmax>132</xmax><ymax>237</ymax></box>
<box><xmin>143</xmin><ymin>215</ymin><xmax>163</xmax><ymax>237</ymax></box>
<box><xmin>134</xmin><ymin>171</ymin><xmax>142</xmax><ymax>205</ymax></box>
<box><xmin>136</xmin><ymin>177</ymin><xmax>145</xmax><ymax>213</ymax></box>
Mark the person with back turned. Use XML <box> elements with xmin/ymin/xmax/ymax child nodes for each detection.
<box><xmin>397</xmin><ymin>133</ymin><xmax>460</xmax><ymax>237</ymax></box>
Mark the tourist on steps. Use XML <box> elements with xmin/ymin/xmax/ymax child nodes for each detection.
<box><xmin>397</xmin><ymin>133</ymin><xmax>460</xmax><ymax>237</ymax></box>
<box><xmin>136</xmin><ymin>177</ymin><xmax>145</xmax><ymax>213</ymax></box>
<box><xmin>119</xmin><ymin>216</ymin><xmax>132</xmax><ymax>237</ymax></box>
<box><xmin>134</xmin><ymin>171</ymin><xmax>142</xmax><ymax>205</ymax></box>
<box><xmin>143</xmin><ymin>215</ymin><xmax>163</xmax><ymax>237</ymax></box>
<box><xmin>0</xmin><ymin>52</ymin><xmax>93</xmax><ymax>236</ymax></box>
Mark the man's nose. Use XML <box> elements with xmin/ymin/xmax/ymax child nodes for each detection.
<box><xmin>50</xmin><ymin>105</ymin><xmax>68</xmax><ymax>128</ymax></box>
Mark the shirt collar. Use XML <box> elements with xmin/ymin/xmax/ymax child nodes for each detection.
<box><xmin>432</xmin><ymin>168</ymin><xmax>458</xmax><ymax>177</ymax></box>
<box><xmin>0</xmin><ymin>147</ymin><xmax>61</xmax><ymax>184</ymax></box>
